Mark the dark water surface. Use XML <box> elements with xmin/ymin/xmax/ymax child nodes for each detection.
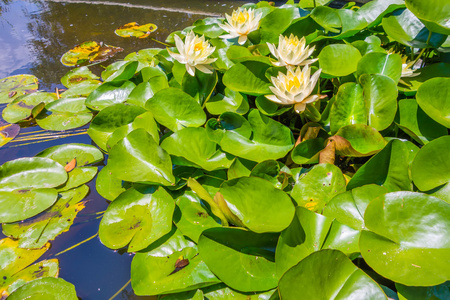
<box><xmin>0</xmin><ymin>0</ymin><xmax>256</xmax><ymax>299</ymax></box>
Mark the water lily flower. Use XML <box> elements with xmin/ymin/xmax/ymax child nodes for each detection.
<box><xmin>167</xmin><ymin>31</ymin><xmax>217</xmax><ymax>76</ymax></box>
<box><xmin>219</xmin><ymin>8</ymin><xmax>262</xmax><ymax>45</ymax></box>
<box><xmin>267</xmin><ymin>34</ymin><xmax>318</xmax><ymax>67</ymax></box>
<box><xmin>265</xmin><ymin>65</ymin><xmax>322</xmax><ymax>113</ymax></box>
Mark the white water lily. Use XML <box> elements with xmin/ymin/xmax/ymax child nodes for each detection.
<box><xmin>267</xmin><ymin>34</ymin><xmax>318</xmax><ymax>67</ymax></box>
<box><xmin>167</xmin><ymin>31</ymin><xmax>217</xmax><ymax>76</ymax></box>
<box><xmin>400</xmin><ymin>56</ymin><xmax>420</xmax><ymax>78</ymax></box>
<box><xmin>219</xmin><ymin>8</ymin><xmax>262</xmax><ymax>45</ymax></box>
<box><xmin>266</xmin><ymin>65</ymin><xmax>322</xmax><ymax>113</ymax></box>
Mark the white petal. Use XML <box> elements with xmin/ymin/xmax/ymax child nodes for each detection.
<box><xmin>238</xmin><ymin>35</ymin><xmax>248</xmax><ymax>45</ymax></box>
<box><xmin>174</xmin><ymin>34</ymin><xmax>185</xmax><ymax>54</ymax></box>
<box><xmin>265</xmin><ymin>94</ymin><xmax>284</xmax><ymax>104</ymax></box>
<box><xmin>186</xmin><ymin>64</ymin><xmax>196</xmax><ymax>76</ymax></box>
<box><xmin>195</xmin><ymin>64</ymin><xmax>213</xmax><ymax>74</ymax></box>
<box><xmin>294</xmin><ymin>103</ymin><xmax>306</xmax><ymax>113</ymax></box>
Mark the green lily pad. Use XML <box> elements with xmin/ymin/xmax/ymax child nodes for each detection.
<box><xmin>291</xmin><ymin>163</ymin><xmax>346</xmax><ymax>212</ymax></box>
<box><xmin>60</xmin><ymin>82</ymin><xmax>101</xmax><ymax>98</ymax></box>
<box><xmin>56</xmin><ymin>167</ymin><xmax>97</xmax><ymax>192</ymax></box>
<box><xmin>127</xmin><ymin>71</ymin><xmax>169</xmax><ymax>108</ymax></box>
<box><xmin>332</xmin><ymin>124</ymin><xmax>386</xmax><ymax>157</ymax></box>
<box><xmin>106</xmin><ymin>111</ymin><xmax>159</xmax><ymax>149</ymax></box>
<box><xmin>310</xmin><ymin>6</ymin><xmax>341</xmax><ymax>33</ymax></box>
<box><xmin>95</xmin><ymin>165</ymin><xmax>127</xmax><ymax>201</ymax></box>
<box><xmin>395</xmin><ymin>99</ymin><xmax>448</xmax><ymax>144</ymax></box>
<box><xmin>347</xmin><ymin>139</ymin><xmax>418</xmax><ymax>192</ymax></box>
<box><xmin>405</xmin><ymin>0</ymin><xmax>450</xmax><ymax>35</ymax></box>
<box><xmin>356</xmin><ymin>52</ymin><xmax>402</xmax><ymax>83</ymax></box>
<box><xmin>163</xmin><ymin>284</ymin><xmax>276</xmax><ymax>300</ymax></box>
<box><xmin>217</xmin><ymin>176</ymin><xmax>295</xmax><ymax>232</ymax></box>
<box><xmin>0</xmin><ymin>188</ymin><xmax>58</xmax><ymax>223</ymax></box>
<box><xmin>161</xmin><ymin>127</ymin><xmax>234</xmax><ymax>171</ymax></box>
<box><xmin>398</xmin><ymin>63</ymin><xmax>450</xmax><ymax>95</ymax></box>
<box><xmin>330</xmin><ymin>82</ymin><xmax>366</xmax><ymax>133</ymax></box>
<box><xmin>276</xmin><ymin>207</ymin><xmax>361</xmax><ymax>278</ymax></box>
<box><xmin>99</xmin><ymin>186</ymin><xmax>174</xmax><ymax>252</ymax></box>
<box><xmin>0</xmin><ymin>157</ymin><xmax>67</xmax><ymax>191</ymax></box>
<box><xmin>131</xmin><ymin>228</ymin><xmax>220</xmax><ymax>295</ymax></box>
<box><xmin>35</xmin><ymin>97</ymin><xmax>93</xmax><ymax>131</ymax></box>
<box><xmin>318</xmin><ymin>44</ymin><xmax>362</xmax><ymax>77</ymax></box>
<box><xmin>206</xmin><ymin>88</ymin><xmax>249</xmax><ymax>115</ymax></box>
<box><xmin>411</xmin><ymin>136</ymin><xmax>450</xmax><ymax>191</ymax></box>
<box><xmin>222</xmin><ymin>61</ymin><xmax>272</xmax><ymax>96</ymax></box>
<box><xmin>382</xmin><ymin>9</ymin><xmax>446</xmax><ymax>48</ymax></box>
<box><xmin>101</xmin><ymin>61</ymin><xmax>139</xmax><ymax>82</ymax></box>
<box><xmin>85</xmin><ymin>80</ymin><xmax>136</xmax><ymax>111</ymax></box>
<box><xmin>87</xmin><ymin>103</ymin><xmax>146</xmax><ymax>151</ymax></box>
<box><xmin>0</xmin><ymin>123</ymin><xmax>20</xmax><ymax>147</ymax></box>
<box><xmin>2</xmin><ymin>92</ymin><xmax>58</xmax><ymax>123</ymax></box>
<box><xmin>357</xmin><ymin>0</ymin><xmax>405</xmax><ymax>27</ymax></box>
<box><xmin>416</xmin><ymin>77</ymin><xmax>450</xmax><ymax>128</ymax></box>
<box><xmin>323</xmin><ymin>184</ymin><xmax>388</xmax><ymax>231</ymax></box>
<box><xmin>107</xmin><ymin>128</ymin><xmax>175</xmax><ymax>185</ymax></box>
<box><xmin>60</xmin><ymin>66</ymin><xmax>101</xmax><ymax>88</ymax></box>
<box><xmin>199</xmin><ymin>227</ymin><xmax>278</xmax><ymax>292</ymax></box>
<box><xmin>396</xmin><ymin>282</ymin><xmax>450</xmax><ymax>300</ymax></box>
<box><xmin>360</xmin><ymin>192</ymin><xmax>450</xmax><ymax>286</ymax></box>
<box><xmin>115</xmin><ymin>22</ymin><xmax>158</xmax><ymax>38</ymax></box>
<box><xmin>60</xmin><ymin>41</ymin><xmax>123</xmax><ymax>67</ymax></box>
<box><xmin>145</xmin><ymin>88</ymin><xmax>206</xmax><ymax>132</ymax></box>
<box><xmin>182</xmin><ymin>70</ymin><xmax>218</xmax><ymax>106</ymax></box>
<box><xmin>174</xmin><ymin>191</ymin><xmax>220</xmax><ymax>243</ymax></box>
<box><xmin>290</xmin><ymin>138</ymin><xmax>326</xmax><ymax>165</ymax></box>
<box><xmin>250</xmin><ymin>160</ymin><xmax>291</xmax><ymax>190</ymax></box>
<box><xmin>7</xmin><ymin>277</ymin><xmax>77</xmax><ymax>300</ymax></box>
<box><xmin>36</xmin><ymin>143</ymin><xmax>103</xmax><ymax>167</ymax></box>
<box><xmin>279</xmin><ymin>249</ymin><xmax>387</xmax><ymax>299</ymax></box>
<box><xmin>2</xmin><ymin>185</ymin><xmax>88</xmax><ymax>249</ymax></box>
<box><xmin>0</xmin><ymin>75</ymin><xmax>38</xmax><ymax>104</ymax></box>
<box><xmin>124</xmin><ymin>48</ymin><xmax>161</xmax><ymax>68</ymax></box>
<box><xmin>206</xmin><ymin>110</ymin><xmax>294</xmax><ymax>163</ymax></box>
<box><xmin>0</xmin><ymin>259</ymin><xmax>59</xmax><ymax>297</ymax></box>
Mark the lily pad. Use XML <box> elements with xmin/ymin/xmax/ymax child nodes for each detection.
<box><xmin>405</xmin><ymin>0</ymin><xmax>450</xmax><ymax>35</ymax></box>
<box><xmin>222</xmin><ymin>61</ymin><xmax>272</xmax><ymax>96</ymax></box>
<box><xmin>7</xmin><ymin>277</ymin><xmax>78</xmax><ymax>300</ymax></box>
<box><xmin>36</xmin><ymin>97</ymin><xmax>93</xmax><ymax>130</ymax></box>
<box><xmin>2</xmin><ymin>92</ymin><xmax>58</xmax><ymax>123</ymax></box>
<box><xmin>198</xmin><ymin>227</ymin><xmax>278</xmax><ymax>292</ymax></box>
<box><xmin>87</xmin><ymin>103</ymin><xmax>146</xmax><ymax>151</ymax></box>
<box><xmin>291</xmin><ymin>163</ymin><xmax>347</xmax><ymax>212</ymax></box>
<box><xmin>85</xmin><ymin>80</ymin><xmax>136</xmax><ymax>111</ymax></box>
<box><xmin>0</xmin><ymin>75</ymin><xmax>38</xmax><ymax>104</ymax></box>
<box><xmin>174</xmin><ymin>191</ymin><xmax>220</xmax><ymax>242</ymax></box>
<box><xmin>0</xmin><ymin>123</ymin><xmax>20</xmax><ymax>147</ymax></box>
<box><xmin>131</xmin><ymin>228</ymin><xmax>220</xmax><ymax>295</ymax></box>
<box><xmin>60</xmin><ymin>66</ymin><xmax>101</xmax><ymax>88</ymax></box>
<box><xmin>95</xmin><ymin>165</ymin><xmax>127</xmax><ymax>201</ymax></box>
<box><xmin>60</xmin><ymin>41</ymin><xmax>123</xmax><ymax>67</ymax></box>
<box><xmin>2</xmin><ymin>185</ymin><xmax>88</xmax><ymax>249</ymax></box>
<box><xmin>107</xmin><ymin>128</ymin><xmax>175</xmax><ymax>185</ymax></box>
<box><xmin>279</xmin><ymin>249</ymin><xmax>388</xmax><ymax>299</ymax></box>
<box><xmin>356</xmin><ymin>52</ymin><xmax>402</xmax><ymax>83</ymax></box>
<box><xmin>115</xmin><ymin>22</ymin><xmax>158</xmax><ymax>38</ymax></box>
<box><xmin>276</xmin><ymin>207</ymin><xmax>361</xmax><ymax>278</ymax></box>
<box><xmin>411</xmin><ymin>135</ymin><xmax>450</xmax><ymax>191</ymax></box>
<box><xmin>36</xmin><ymin>143</ymin><xmax>103</xmax><ymax>167</ymax></box>
<box><xmin>0</xmin><ymin>259</ymin><xmax>59</xmax><ymax>297</ymax></box>
<box><xmin>398</xmin><ymin>63</ymin><xmax>450</xmax><ymax>95</ymax></box>
<box><xmin>145</xmin><ymin>88</ymin><xmax>206</xmax><ymax>132</ymax></box>
<box><xmin>396</xmin><ymin>282</ymin><xmax>450</xmax><ymax>300</ymax></box>
<box><xmin>323</xmin><ymin>184</ymin><xmax>388</xmax><ymax>231</ymax></box>
<box><xmin>332</xmin><ymin>124</ymin><xmax>386</xmax><ymax>157</ymax></box>
<box><xmin>206</xmin><ymin>88</ymin><xmax>249</xmax><ymax>115</ymax></box>
<box><xmin>395</xmin><ymin>99</ymin><xmax>448</xmax><ymax>144</ymax></box>
<box><xmin>416</xmin><ymin>77</ymin><xmax>450</xmax><ymax>128</ymax></box>
<box><xmin>347</xmin><ymin>139</ymin><xmax>418</xmax><ymax>192</ymax></box>
<box><xmin>99</xmin><ymin>186</ymin><xmax>174</xmax><ymax>252</ymax></box>
<box><xmin>60</xmin><ymin>82</ymin><xmax>101</xmax><ymax>98</ymax></box>
<box><xmin>101</xmin><ymin>61</ymin><xmax>139</xmax><ymax>82</ymax></box>
<box><xmin>161</xmin><ymin>127</ymin><xmax>234</xmax><ymax>171</ymax></box>
<box><xmin>56</xmin><ymin>167</ymin><xmax>97</xmax><ymax>192</ymax></box>
<box><xmin>206</xmin><ymin>110</ymin><xmax>294</xmax><ymax>162</ymax></box>
<box><xmin>318</xmin><ymin>44</ymin><xmax>362</xmax><ymax>77</ymax></box>
<box><xmin>360</xmin><ymin>192</ymin><xmax>450</xmax><ymax>286</ymax></box>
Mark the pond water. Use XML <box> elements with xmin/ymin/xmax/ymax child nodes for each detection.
<box><xmin>0</xmin><ymin>0</ymin><xmax>260</xmax><ymax>299</ymax></box>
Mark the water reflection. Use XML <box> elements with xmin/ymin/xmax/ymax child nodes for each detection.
<box><xmin>0</xmin><ymin>0</ymin><xmax>251</xmax><ymax>89</ymax></box>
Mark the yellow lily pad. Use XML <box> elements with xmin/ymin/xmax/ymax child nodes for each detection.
<box><xmin>0</xmin><ymin>75</ymin><xmax>38</xmax><ymax>104</ymax></box>
<box><xmin>0</xmin><ymin>123</ymin><xmax>20</xmax><ymax>147</ymax></box>
<box><xmin>115</xmin><ymin>22</ymin><xmax>158</xmax><ymax>39</ymax></box>
<box><xmin>60</xmin><ymin>41</ymin><xmax>124</xmax><ymax>67</ymax></box>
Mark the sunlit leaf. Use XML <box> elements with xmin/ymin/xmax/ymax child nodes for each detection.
<box><xmin>115</xmin><ymin>22</ymin><xmax>158</xmax><ymax>39</ymax></box>
<box><xmin>0</xmin><ymin>75</ymin><xmax>38</xmax><ymax>104</ymax></box>
<box><xmin>60</xmin><ymin>41</ymin><xmax>123</xmax><ymax>67</ymax></box>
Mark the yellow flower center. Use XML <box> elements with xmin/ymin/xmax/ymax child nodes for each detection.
<box><xmin>286</xmin><ymin>37</ymin><xmax>299</xmax><ymax>48</ymax></box>
<box><xmin>233</xmin><ymin>11</ymin><xmax>249</xmax><ymax>24</ymax></box>
<box><xmin>286</xmin><ymin>75</ymin><xmax>301</xmax><ymax>92</ymax></box>
<box><xmin>194</xmin><ymin>42</ymin><xmax>205</xmax><ymax>52</ymax></box>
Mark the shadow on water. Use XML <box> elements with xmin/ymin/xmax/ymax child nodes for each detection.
<box><xmin>0</xmin><ymin>0</ymin><xmax>257</xmax><ymax>299</ymax></box>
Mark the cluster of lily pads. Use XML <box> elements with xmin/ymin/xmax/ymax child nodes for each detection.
<box><xmin>1</xmin><ymin>0</ymin><xmax>449</xmax><ymax>299</ymax></box>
